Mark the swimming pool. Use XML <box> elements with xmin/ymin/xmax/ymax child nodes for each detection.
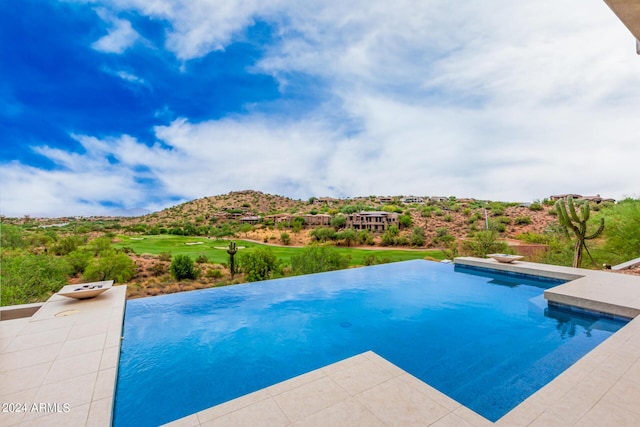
<box><xmin>113</xmin><ymin>260</ymin><xmax>626</xmax><ymax>425</ymax></box>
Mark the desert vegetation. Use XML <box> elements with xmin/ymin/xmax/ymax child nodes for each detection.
<box><xmin>2</xmin><ymin>191</ymin><xmax>638</xmax><ymax>306</ymax></box>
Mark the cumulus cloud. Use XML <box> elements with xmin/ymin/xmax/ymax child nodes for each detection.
<box><xmin>91</xmin><ymin>9</ymin><xmax>140</xmax><ymax>53</ymax></box>
<box><xmin>2</xmin><ymin>0</ymin><xmax>639</xmax><ymax>217</ymax></box>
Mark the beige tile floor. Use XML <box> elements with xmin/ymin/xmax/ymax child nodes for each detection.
<box><xmin>0</xmin><ymin>285</ymin><xmax>126</xmax><ymax>427</ymax></box>
<box><xmin>3</xmin><ymin>259</ymin><xmax>640</xmax><ymax>427</ymax></box>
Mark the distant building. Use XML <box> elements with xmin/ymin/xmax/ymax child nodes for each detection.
<box><xmin>550</xmin><ymin>194</ymin><xmax>615</xmax><ymax>204</ymax></box>
<box><xmin>239</xmin><ymin>216</ymin><xmax>262</xmax><ymax>225</ymax></box>
<box><xmin>314</xmin><ymin>197</ymin><xmax>338</xmax><ymax>205</ymax></box>
<box><xmin>377</xmin><ymin>197</ymin><xmax>395</xmax><ymax>204</ymax></box>
<box><xmin>400</xmin><ymin>196</ymin><xmax>425</xmax><ymax>204</ymax></box>
<box><xmin>550</xmin><ymin>194</ymin><xmax>582</xmax><ymax>201</ymax></box>
<box><xmin>303</xmin><ymin>214</ymin><xmax>331</xmax><ymax>226</ymax></box>
<box><xmin>429</xmin><ymin>196</ymin><xmax>449</xmax><ymax>203</ymax></box>
<box><xmin>346</xmin><ymin>211</ymin><xmax>399</xmax><ymax>232</ymax></box>
<box><xmin>265</xmin><ymin>214</ymin><xmax>294</xmax><ymax>224</ymax></box>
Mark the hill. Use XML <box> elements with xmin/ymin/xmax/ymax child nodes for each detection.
<box><xmin>120</xmin><ymin>191</ymin><xmax>559</xmax><ymax>248</ymax></box>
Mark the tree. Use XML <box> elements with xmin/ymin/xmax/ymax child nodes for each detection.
<box><xmin>462</xmin><ymin>230</ymin><xmax>508</xmax><ymax>258</ymax></box>
<box><xmin>310</xmin><ymin>227</ymin><xmax>337</xmax><ymax>242</ymax></box>
<box><xmin>240</xmin><ymin>248</ymin><xmax>280</xmax><ymax>282</ymax></box>
<box><xmin>291</xmin><ymin>246</ymin><xmax>349</xmax><ymax>275</ymax></box>
<box><xmin>398</xmin><ymin>214</ymin><xmax>413</xmax><ymax>229</ymax></box>
<box><xmin>556</xmin><ymin>197</ymin><xmax>605</xmax><ymax>268</ymax></box>
<box><xmin>291</xmin><ymin>216</ymin><xmax>305</xmax><ymax>232</ymax></box>
<box><xmin>49</xmin><ymin>235</ymin><xmax>86</xmax><ymax>256</ymax></box>
<box><xmin>169</xmin><ymin>254</ymin><xmax>198</xmax><ymax>281</ymax></box>
<box><xmin>86</xmin><ymin>236</ymin><xmax>112</xmax><ymax>256</ymax></box>
<box><xmin>84</xmin><ymin>249</ymin><xmax>136</xmax><ymax>283</ymax></box>
<box><xmin>66</xmin><ymin>249</ymin><xmax>92</xmax><ymax>275</ymax></box>
<box><xmin>1</xmin><ymin>254</ymin><xmax>71</xmax><ymax>305</ymax></box>
<box><xmin>330</xmin><ymin>214</ymin><xmax>347</xmax><ymax>229</ymax></box>
<box><xmin>336</xmin><ymin>228</ymin><xmax>357</xmax><ymax>246</ymax></box>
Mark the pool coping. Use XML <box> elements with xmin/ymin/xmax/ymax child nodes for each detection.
<box><xmin>162</xmin><ymin>258</ymin><xmax>640</xmax><ymax>427</ymax></box>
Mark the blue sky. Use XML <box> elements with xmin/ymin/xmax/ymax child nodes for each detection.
<box><xmin>1</xmin><ymin>0</ymin><xmax>639</xmax><ymax>217</ymax></box>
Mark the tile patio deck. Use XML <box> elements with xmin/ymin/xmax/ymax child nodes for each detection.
<box><xmin>0</xmin><ymin>285</ymin><xmax>126</xmax><ymax>426</ymax></box>
<box><xmin>2</xmin><ymin>258</ymin><xmax>640</xmax><ymax>426</ymax></box>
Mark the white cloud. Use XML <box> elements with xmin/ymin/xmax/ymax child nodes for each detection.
<box><xmin>3</xmin><ymin>0</ymin><xmax>640</xmax><ymax>217</ymax></box>
<box><xmin>92</xmin><ymin>9</ymin><xmax>140</xmax><ymax>53</ymax></box>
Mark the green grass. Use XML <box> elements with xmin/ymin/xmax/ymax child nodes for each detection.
<box><xmin>113</xmin><ymin>234</ymin><xmax>445</xmax><ymax>266</ymax></box>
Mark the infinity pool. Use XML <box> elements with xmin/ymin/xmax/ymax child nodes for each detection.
<box><xmin>114</xmin><ymin>260</ymin><xmax>626</xmax><ymax>425</ymax></box>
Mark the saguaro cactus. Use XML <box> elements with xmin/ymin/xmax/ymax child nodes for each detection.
<box><xmin>555</xmin><ymin>197</ymin><xmax>605</xmax><ymax>268</ymax></box>
<box><xmin>227</xmin><ymin>241</ymin><xmax>238</xmax><ymax>277</ymax></box>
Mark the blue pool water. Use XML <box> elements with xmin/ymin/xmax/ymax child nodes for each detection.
<box><xmin>114</xmin><ymin>260</ymin><xmax>626</xmax><ymax>425</ymax></box>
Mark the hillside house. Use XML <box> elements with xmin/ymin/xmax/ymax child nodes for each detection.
<box><xmin>550</xmin><ymin>194</ymin><xmax>582</xmax><ymax>201</ymax></box>
<box><xmin>265</xmin><ymin>214</ymin><xmax>294</xmax><ymax>225</ymax></box>
<box><xmin>377</xmin><ymin>197</ymin><xmax>395</xmax><ymax>204</ymax></box>
<box><xmin>346</xmin><ymin>211</ymin><xmax>399</xmax><ymax>232</ymax></box>
<box><xmin>239</xmin><ymin>216</ymin><xmax>262</xmax><ymax>225</ymax></box>
<box><xmin>401</xmin><ymin>196</ymin><xmax>425</xmax><ymax>204</ymax></box>
<box><xmin>304</xmin><ymin>214</ymin><xmax>331</xmax><ymax>226</ymax></box>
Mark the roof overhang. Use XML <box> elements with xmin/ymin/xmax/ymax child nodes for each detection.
<box><xmin>604</xmin><ymin>0</ymin><xmax>640</xmax><ymax>53</ymax></box>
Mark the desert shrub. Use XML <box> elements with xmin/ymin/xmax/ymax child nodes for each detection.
<box><xmin>49</xmin><ymin>235</ymin><xmax>86</xmax><ymax>256</ymax></box>
<box><xmin>433</xmin><ymin>228</ymin><xmax>455</xmax><ymax>245</ymax></box>
<box><xmin>65</xmin><ymin>250</ymin><xmax>92</xmax><ymax>275</ymax></box>
<box><xmin>291</xmin><ymin>217</ymin><xmax>304</xmax><ymax>232</ymax></box>
<box><xmin>86</xmin><ymin>236</ymin><xmax>113</xmax><ymax>256</ymax></box>
<box><xmin>240</xmin><ymin>248</ymin><xmax>281</xmax><ymax>282</ymax></box>
<box><xmin>444</xmin><ymin>214</ymin><xmax>453</xmax><ymax>222</ymax></box>
<box><xmin>310</xmin><ymin>227</ymin><xmax>337</xmax><ymax>242</ymax></box>
<box><xmin>280</xmin><ymin>232</ymin><xmax>291</xmax><ymax>245</ymax></box>
<box><xmin>398</xmin><ymin>214</ymin><xmax>413</xmax><ymax>228</ymax></box>
<box><xmin>206</xmin><ymin>269</ymin><xmax>223</xmax><ymax>279</ymax></box>
<box><xmin>84</xmin><ymin>250</ymin><xmax>136</xmax><ymax>283</ymax></box>
<box><xmin>462</xmin><ymin>208</ymin><xmax>471</xmax><ymax>216</ymax></box>
<box><xmin>514</xmin><ymin>216</ymin><xmax>532</xmax><ymax>225</ymax></box>
<box><xmin>290</xmin><ymin>246</ymin><xmax>349</xmax><ymax>275</ymax></box>
<box><xmin>433</xmin><ymin>208</ymin><xmax>444</xmax><ymax>217</ymax></box>
<box><xmin>603</xmin><ymin>199</ymin><xmax>640</xmax><ymax>263</ymax></box>
<box><xmin>529</xmin><ymin>202</ymin><xmax>543</xmax><ymax>211</ymax></box>
<box><xmin>420</xmin><ymin>206</ymin><xmax>433</xmax><ymax>217</ymax></box>
<box><xmin>363</xmin><ymin>254</ymin><xmax>392</xmax><ymax>266</ymax></box>
<box><xmin>380</xmin><ymin>225</ymin><xmax>400</xmax><ymax>246</ymax></box>
<box><xmin>495</xmin><ymin>216</ymin><xmax>512</xmax><ymax>225</ymax></box>
<box><xmin>410</xmin><ymin>227</ymin><xmax>425</xmax><ymax>246</ymax></box>
<box><xmin>516</xmin><ymin>232</ymin><xmax>552</xmax><ymax>244</ymax></box>
<box><xmin>1</xmin><ymin>254</ymin><xmax>71</xmax><ymax>305</ymax></box>
<box><xmin>547</xmin><ymin>209</ymin><xmax>557</xmax><ymax>216</ymax></box>
<box><xmin>150</xmin><ymin>263</ymin><xmax>166</xmax><ymax>277</ymax></box>
<box><xmin>467</xmin><ymin>213</ymin><xmax>481</xmax><ymax>224</ymax></box>
<box><xmin>169</xmin><ymin>254</ymin><xmax>198</xmax><ymax>281</ymax></box>
<box><xmin>395</xmin><ymin>235</ymin><xmax>409</xmax><ymax>246</ymax></box>
<box><xmin>462</xmin><ymin>230</ymin><xmax>508</xmax><ymax>258</ymax></box>
<box><xmin>357</xmin><ymin>229</ymin><xmax>374</xmax><ymax>245</ymax></box>
<box><xmin>1</xmin><ymin>224</ymin><xmax>25</xmax><ymax>249</ymax></box>
<box><xmin>336</xmin><ymin>228</ymin><xmax>357</xmax><ymax>246</ymax></box>
<box><xmin>158</xmin><ymin>252</ymin><xmax>172</xmax><ymax>262</ymax></box>
<box><xmin>239</xmin><ymin>224</ymin><xmax>253</xmax><ymax>234</ymax></box>
<box><xmin>195</xmin><ymin>254</ymin><xmax>208</xmax><ymax>264</ymax></box>
<box><xmin>489</xmin><ymin>207</ymin><xmax>505</xmax><ymax>216</ymax></box>
<box><xmin>330</xmin><ymin>214</ymin><xmax>347</xmax><ymax>229</ymax></box>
